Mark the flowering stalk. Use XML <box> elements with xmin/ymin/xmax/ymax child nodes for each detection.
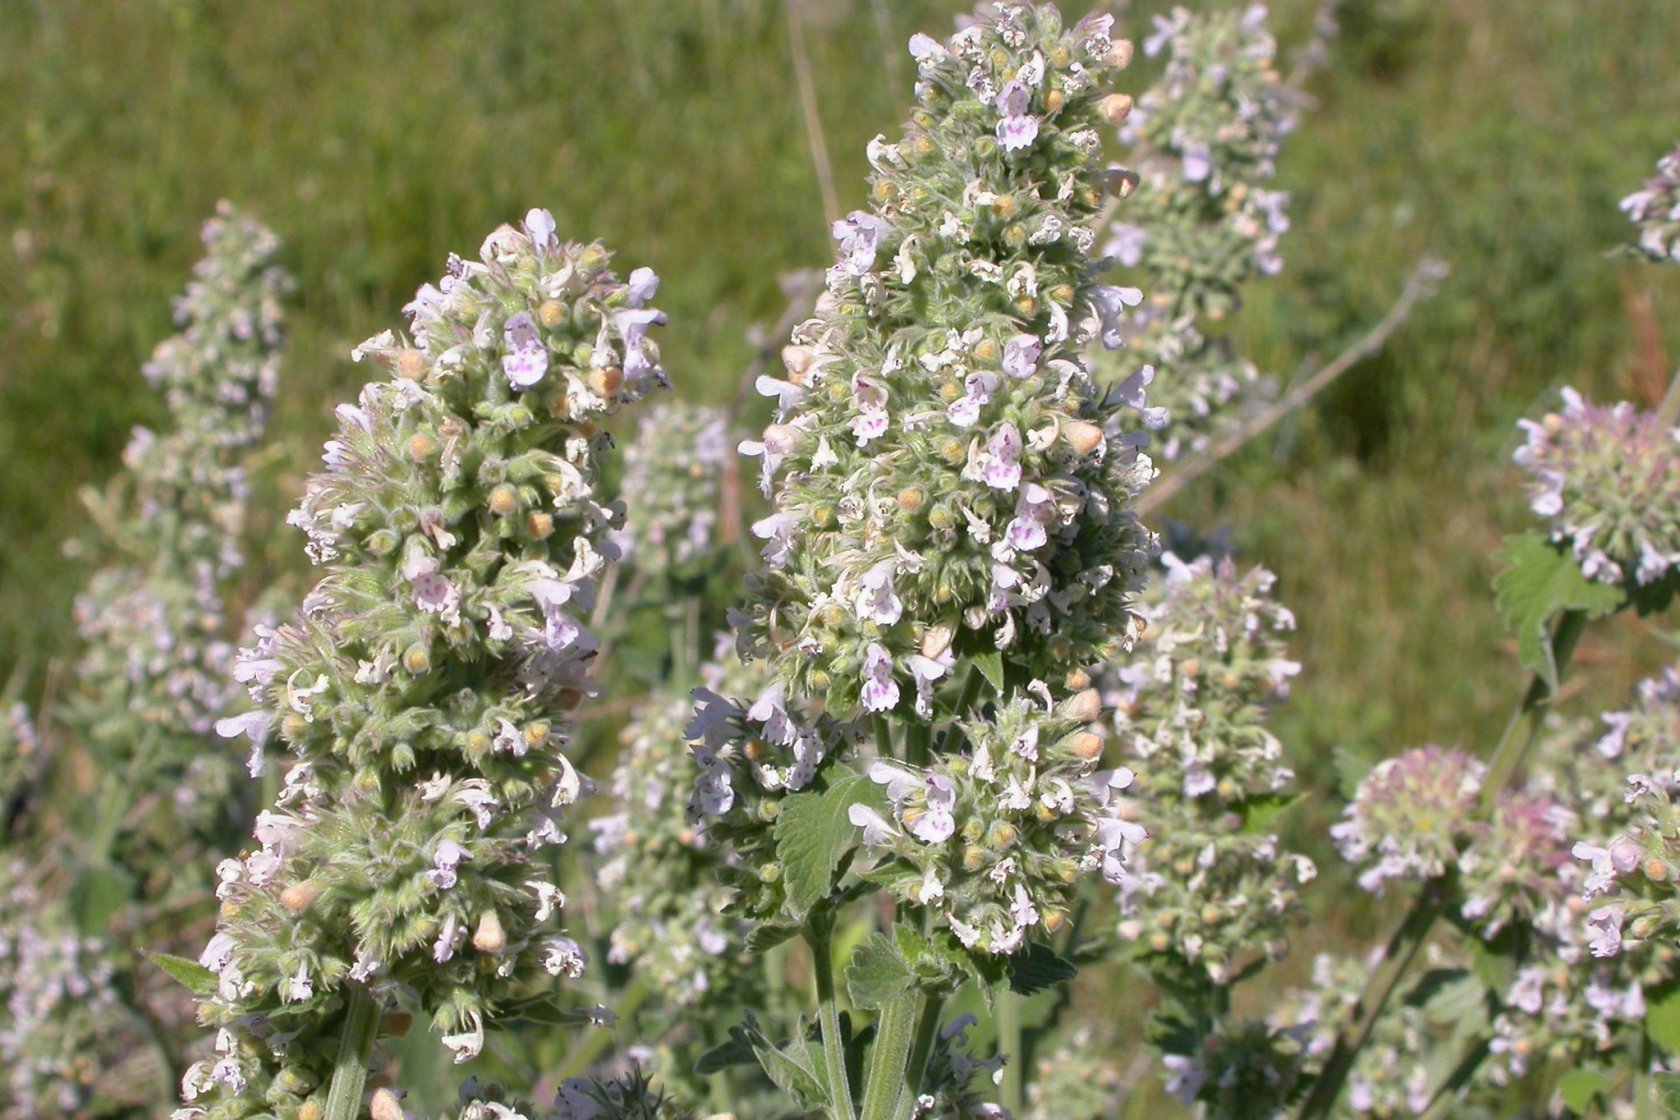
<box><xmin>177</xmin><ymin>211</ymin><xmax>664</xmax><ymax>1118</ymax></box>
<box><xmin>690</xmin><ymin>5</ymin><xmax>1158</xmax><ymax>1117</ymax></box>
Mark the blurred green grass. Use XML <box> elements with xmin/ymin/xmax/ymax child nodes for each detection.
<box><xmin>3</xmin><ymin>0</ymin><xmax>1680</xmax><ymax>852</ymax></box>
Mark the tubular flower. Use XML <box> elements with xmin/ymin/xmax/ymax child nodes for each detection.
<box><xmin>1093</xmin><ymin>5</ymin><xmax>1300</xmax><ymax>459</ymax></box>
<box><xmin>177</xmin><ymin>214</ymin><xmax>662</xmax><ymax>1117</ymax></box>
<box><xmin>72</xmin><ymin>203</ymin><xmax>290</xmax><ymax>821</ymax></box>
<box><xmin>1331</xmin><ymin>746</ymin><xmax>1485</xmax><ymax>896</ymax></box>
<box><xmin>588</xmin><ymin>686</ymin><xmax>759</xmax><ymax>1010</ymax></box>
<box><xmin>1622</xmin><ymin>142</ymin><xmax>1680</xmax><ymax>264</ymax></box>
<box><xmin>614</xmin><ymin>402</ymin><xmax>734</xmax><ymax>583</ymax></box>
<box><xmin>1514</xmin><ymin>388</ymin><xmax>1680</xmax><ymax>587</ymax></box>
<box><xmin>854</xmin><ymin>691</ymin><xmax>1141</xmax><ymax>956</ymax></box>
<box><xmin>734</xmin><ymin>3</ymin><xmax>1156</xmax><ymax>718</ymax></box>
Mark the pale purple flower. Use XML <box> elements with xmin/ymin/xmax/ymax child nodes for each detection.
<box><xmin>1002</xmin><ymin>333</ymin><xmax>1043</xmax><ymax>378</ymax></box>
<box><xmin>833</xmin><ymin>210</ymin><xmax>890</xmax><ymax>276</ymax></box>
<box><xmin>1586</xmin><ymin>906</ymin><xmax>1624</xmax><ymax>958</ymax></box>
<box><xmin>907</xmin><ymin>32</ymin><xmax>948</xmax><ymax>74</ymax></box>
<box><xmin>1103</xmin><ymin>222</ymin><xmax>1149</xmax><ymax>267</ymax></box>
<box><xmin>502</xmin><ymin>311</ymin><xmax>549</xmax><ymax>388</ymax></box>
<box><xmin>428</xmin><ymin>838</ymin><xmax>470</xmax><ymax>890</ymax></box>
<box><xmin>850</xmin><ymin>803</ymin><xmax>900</xmax><ymax>846</ymax></box>
<box><xmin>995</xmin><ymin>82</ymin><xmax>1039</xmax><ymax>152</ymax></box>
<box><xmin>1089</xmin><ymin>284</ymin><xmax>1145</xmax><ymax>350</ymax></box>
<box><xmin>752</xmin><ymin>511</ymin><xmax>800</xmax><ymax>568</ymax></box>
<box><xmin>524</xmin><ymin>208</ymin><xmax>557</xmax><ymax>250</ymax></box>
<box><xmin>911</xmin><ymin>774</ymin><xmax>958</xmax><ymax>843</ymax></box>
<box><xmin>284</xmin><ymin>962</ymin><xmax>313</xmax><ymax>1003</ymax></box>
<box><xmin>1004</xmin><ymin>482</ymin><xmax>1056</xmax><ymax>551</ymax></box>
<box><xmin>862</xmin><ymin>643</ymin><xmax>900</xmax><ymax>712</ymax></box>
<box><xmin>855</xmin><ymin>561</ymin><xmax>904</xmax><ymax>626</ymax></box>
<box><xmin>979</xmin><ymin>422</ymin><xmax>1024</xmax><ymax>490</ymax></box>
<box><xmin>625</xmin><ymin>266</ymin><xmax>660</xmax><ymax>307</ymax></box>
<box><xmin>1182</xmin><ymin>140</ymin><xmax>1213</xmax><ymax>182</ymax></box>
<box><xmin>544</xmin><ymin>936</ymin><xmax>588</xmax><ymax>978</ymax></box>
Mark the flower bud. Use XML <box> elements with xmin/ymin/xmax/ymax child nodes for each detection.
<box><xmin>1097</xmin><ymin>93</ymin><xmax>1134</xmax><ymax>126</ymax></box>
<box><xmin>1062</xmin><ymin>688</ymin><xmax>1103</xmax><ymax>722</ymax></box>
<box><xmin>1062</xmin><ymin>419</ymin><xmax>1105</xmax><ymax>457</ymax></box>
<box><xmin>588</xmin><ymin>366</ymin><xmax>624</xmax><ymax>399</ymax></box>
<box><xmin>371</xmin><ymin>1088</ymin><xmax>405</xmax><ymax>1120</ymax></box>
<box><xmin>473</xmin><ymin>911</ymin><xmax>506</xmax><ymax>954</ymax></box>
<box><xmin>1107</xmin><ymin>38</ymin><xmax>1134</xmax><ymax>68</ymax></box>
<box><xmin>487</xmin><ymin>483</ymin><xmax>520</xmax><ymax>517</ymax></box>
<box><xmin>1067</xmin><ymin>731</ymin><xmax>1104</xmax><ymax>760</ymax></box>
<box><xmin>396</xmin><ymin>349</ymin><xmax>428</xmax><ymax>381</ymax></box>
<box><xmin>537</xmin><ymin>299</ymin><xmax>566</xmax><ymax>329</ymax></box>
<box><xmin>280</xmin><ymin>880</ymin><xmax>321</xmax><ymax>915</ymax></box>
<box><xmin>525</xmin><ymin>511</ymin><xmax>554</xmax><ymax>539</ymax></box>
<box><xmin>407</xmin><ymin>432</ymin><xmax>439</xmax><ymax>461</ymax></box>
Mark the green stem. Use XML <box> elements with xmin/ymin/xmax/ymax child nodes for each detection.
<box><xmin>860</xmin><ymin>991</ymin><xmax>918</xmax><ymax>1120</ymax></box>
<box><xmin>807</xmin><ymin>924</ymin><xmax>858</xmax><ymax>1120</ymax></box>
<box><xmin>1637</xmin><ymin>1026</ymin><xmax>1655</xmax><ymax>1120</ymax></box>
<box><xmin>875</xmin><ymin>714</ymin><xmax>896</xmax><ymax>761</ymax></box>
<box><xmin>904</xmin><ymin>723</ymin><xmax>932</xmax><ymax>768</ymax></box>
<box><xmin>1298</xmin><ymin>610</ymin><xmax>1587</xmax><ymax>1120</ymax></box>
<box><xmin>322</xmin><ymin>987</ymin><xmax>382</xmax><ymax>1120</ymax></box>
<box><xmin>895</xmin><ymin>994</ymin><xmax>946</xmax><ymax>1120</ymax></box>
<box><xmin>998</xmin><ymin>989</ymin><xmax>1025</xmax><ymax>1116</ymax></box>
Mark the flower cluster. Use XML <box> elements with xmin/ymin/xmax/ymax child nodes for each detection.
<box><xmin>0</xmin><ymin>861</ymin><xmax>158</xmax><ymax>1118</ymax></box>
<box><xmin>687</xmin><ymin>645</ymin><xmax>863</xmax><ymax>921</ymax></box>
<box><xmin>1513</xmin><ymin>388</ymin><xmax>1680</xmax><ymax>587</ymax></box>
<box><xmin>1022</xmin><ymin>1026</ymin><xmax>1123</xmax><ymax>1120</ymax></box>
<box><xmin>854</xmin><ymin>689</ymin><xmax>1138</xmax><ymax>955</ymax></box>
<box><xmin>1569</xmin><ymin>664</ymin><xmax>1680</xmax><ymax>960</ymax></box>
<box><xmin>1106</xmin><ymin>555</ymin><xmax>1313</xmax><ymax>984</ymax></box>
<box><xmin>734</xmin><ymin>4</ymin><xmax>1155</xmax><ymax>717</ymax></box>
<box><xmin>69</xmin><ymin>203</ymin><xmax>290</xmax><ymax>859</ymax></box>
<box><xmin>1330</xmin><ymin>745</ymin><xmax>1485</xmax><ymax>896</ymax></box>
<box><xmin>613</xmin><ymin>402</ymin><xmax>734</xmax><ymax>584</ymax></box>
<box><xmin>453</xmin><ymin>1068</ymin><xmax>691</xmax><ymax>1120</ymax></box>
<box><xmin>1156</xmin><ymin>1016</ymin><xmax>1308</xmax><ymax>1120</ymax></box>
<box><xmin>179</xmin><ymin>213</ymin><xmax>662</xmax><ymax>1116</ymax></box>
<box><xmin>1095</xmin><ymin>4</ymin><xmax>1299</xmax><ymax>460</ymax></box>
<box><xmin>1621</xmin><ymin>143</ymin><xmax>1680</xmax><ymax>264</ymax></box>
<box><xmin>588</xmin><ymin>686</ymin><xmax>756</xmax><ymax>1009</ymax></box>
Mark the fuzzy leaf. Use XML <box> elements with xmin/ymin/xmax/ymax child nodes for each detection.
<box><xmin>845</xmin><ymin>932</ymin><xmax>916</xmax><ymax>1010</ymax></box>
<box><xmin>1645</xmin><ymin>980</ymin><xmax>1680</xmax><ymax>1054</ymax></box>
<box><xmin>751</xmin><ymin>1024</ymin><xmax>828</xmax><ymax>1109</ymax></box>
<box><xmin>1556</xmin><ymin>1069</ymin><xmax>1607</xmax><ymax>1113</ymax></box>
<box><xmin>1239</xmin><ymin>792</ymin><xmax>1304</xmax><ymax>834</ymax></box>
<box><xmin>148</xmin><ymin>952</ymin><xmax>217</xmax><ymax>997</ymax></box>
<box><xmin>745</xmin><ymin>922</ymin><xmax>801</xmax><ymax>953</ymax></box>
<box><xmin>973</xmin><ymin>650</ymin><xmax>1006</xmax><ymax>696</ymax></box>
<box><xmin>1006</xmin><ymin>941</ymin><xmax>1077</xmax><ymax>995</ymax></box>
<box><xmin>1654</xmin><ymin>1071</ymin><xmax>1680</xmax><ymax>1112</ymax></box>
<box><xmin>1332</xmin><ymin>746</ymin><xmax>1375</xmax><ymax>800</ymax></box>
<box><xmin>774</xmin><ymin>770</ymin><xmax>884</xmax><ymax>921</ymax></box>
<box><xmin>695</xmin><ymin>1022</ymin><xmax>759</xmax><ymax>1075</ymax></box>
<box><xmin>1493</xmin><ymin>533</ymin><xmax>1623</xmax><ymax>692</ymax></box>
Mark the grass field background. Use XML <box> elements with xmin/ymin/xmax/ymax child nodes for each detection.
<box><xmin>3</xmin><ymin>0</ymin><xmax>1680</xmax><ymax>1104</ymax></box>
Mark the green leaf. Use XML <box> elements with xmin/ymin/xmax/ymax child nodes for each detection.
<box><xmin>973</xmin><ymin>650</ymin><xmax>1005</xmax><ymax>696</ymax></box>
<box><xmin>1654</xmin><ymin>1071</ymin><xmax>1680</xmax><ymax>1113</ymax></box>
<box><xmin>695</xmin><ymin>1022</ymin><xmax>759</xmax><ymax>1075</ymax></box>
<box><xmin>69</xmin><ymin>865</ymin><xmax>136</xmax><ymax>937</ymax></box>
<box><xmin>750</xmin><ymin>1026</ymin><xmax>828</xmax><ymax>1109</ymax></box>
<box><xmin>1466</xmin><ymin>934</ymin><xmax>1518</xmax><ymax>997</ymax></box>
<box><xmin>1332</xmin><ymin>746</ymin><xmax>1375</xmax><ymax>800</ymax></box>
<box><xmin>773</xmin><ymin>770</ymin><xmax>885</xmax><ymax>921</ymax></box>
<box><xmin>1006</xmin><ymin>941</ymin><xmax>1077</xmax><ymax>995</ymax></box>
<box><xmin>148</xmin><ymin>952</ymin><xmax>217</xmax><ymax>997</ymax></box>
<box><xmin>1239</xmin><ymin>792</ymin><xmax>1305</xmax><ymax>834</ymax></box>
<box><xmin>1492</xmin><ymin>533</ymin><xmax>1624</xmax><ymax>692</ymax></box>
<box><xmin>845</xmin><ymin>932</ymin><xmax>915</xmax><ymax>1010</ymax></box>
<box><xmin>1646</xmin><ymin>980</ymin><xmax>1680</xmax><ymax>1054</ymax></box>
<box><xmin>1556</xmin><ymin>1069</ymin><xmax>1607</xmax><ymax>1113</ymax></box>
<box><xmin>745</xmin><ymin>921</ymin><xmax>800</xmax><ymax>953</ymax></box>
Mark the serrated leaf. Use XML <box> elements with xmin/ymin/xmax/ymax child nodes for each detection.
<box><xmin>148</xmin><ymin>952</ymin><xmax>217</xmax><ymax>997</ymax></box>
<box><xmin>1240</xmin><ymin>792</ymin><xmax>1304</xmax><ymax>834</ymax></box>
<box><xmin>845</xmin><ymin>932</ymin><xmax>915</xmax><ymax>1010</ymax></box>
<box><xmin>1493</xmin><ymin>533</ymin><xmax>1624</xmax><ymax>692</ymax></box>
<box><xmin>973</xmin><ymin>650</ymin><xmax>1005</xmax><ymax>696</ymax></box>
<box><xmin>1646</xmin><ymin>980</ymin><xmax>1680</xmax><ymax>1054</ymax></box>
<box><xmin>1006</xmin><ymin>941</ymin><xmax>1077</xmax><ymax>995</ymax></box>
<box><xmin>1556</xmin><ymin>1069</ymin><xmax>1607</xmax><ymax>1113</ymax></box>
<box><xmin>1654</xmin><ymin>1071</ymin><xmax>1680</xmax><ymax>1112</ymax></box>
<box><xmin>773</xmin><ymin>770</ymin><xmax>884</xmax><ymax>921</ymax></box>
<box><xmin>751</xmin><ymin>1030</ymin><xmax>828</xmax><ymax>1109</ymax></box>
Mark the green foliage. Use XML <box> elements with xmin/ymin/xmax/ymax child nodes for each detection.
<box><xmin>772</xmin><ymin>769</ymin><xmax>884</xmax><ymax>921</ymax></box>
<box><xmin>1493</xmin><ymin>533</ymin><xmax>1624</xmax><ymax>691</ymax></box>
<box><xmin>845</xmin><ymin>933</ymin><xmax>916</xmax><ymax>1011</ymax></box>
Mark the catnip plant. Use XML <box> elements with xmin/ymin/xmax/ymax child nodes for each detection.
<box><xmin>175</xmin><ymin>213</ymin><xmax>665</xmax><ymax>1120</ymax></box>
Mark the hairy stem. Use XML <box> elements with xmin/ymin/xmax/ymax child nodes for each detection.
<box><xmin>998</xmin><ymin>990</ymin><xmax>1025</xmax><ymax>1116</ymax></box>
<box><xmin>807</xmin><ymin>923</ymin><xmax>859</xmax><ymax>1120</ymax></box>
<box><xmin>860</xmin><ymin>991</ymin><xmax>918</xmax><ymax>1120</ymax></box>
<box><xmin>895</xmin><ymin>993</ymin><xmax>947</xmax><ymax>1120</ymax></box>
<box><xmin>322</xmin><ymin>986</ymin><xmax>382</xmax><ymax>1120</ymax></box>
